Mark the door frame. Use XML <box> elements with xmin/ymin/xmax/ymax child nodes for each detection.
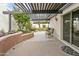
<box><xmin>62</xmin><ymin>12</ymin><xmax>73</xmax><ymax>44</ymax></box>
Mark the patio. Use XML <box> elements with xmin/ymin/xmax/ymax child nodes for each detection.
<box><xmin>5</xmin><ymin>31</ymin><xmax>68</xmax><ymax>56</ymax></box>
<box><xmin>0</xmin><ymin>3</ymin><xmax>75</xmax><ymax>56</ymax></box>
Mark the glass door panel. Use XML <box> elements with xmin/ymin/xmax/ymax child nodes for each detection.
<box><xmin>72</xmin><ymin>10</ymin><xmax>79</xmax><ymax>47</ymax></box>
<box><xmin>63</xmin><ymin>13</ymin><xmax>71</xmax><ymax>43</ymax></box>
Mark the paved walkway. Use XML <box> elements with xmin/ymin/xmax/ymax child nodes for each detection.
<box><xmin>5</xmin><ymin>31</ymin><xmax>68</xmax><ymax>56</ymax></box>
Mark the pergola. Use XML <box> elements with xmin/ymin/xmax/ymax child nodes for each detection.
<box><xmin>15</xmin><ymin>3</ymin><xmax>66</xmax><ymax>13</ymax></box>
<box><xmin>3</xmin><ymin>3</ymin><xmax>73</xmax><ymax>32</ymax></box>
<box><xmin>14</xmin><ymin>3</ymin><xmax>73</xmax><ymax>21</ymax></box>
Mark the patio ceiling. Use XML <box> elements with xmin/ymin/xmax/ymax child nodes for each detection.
<box><xmin>14</xmin><ymin>3</ymin><xmax>67</xmax><ymax>21</ymax></box>
<box><xmin>29</xmin><ymin>14</ymin><xmax>51</xmax><ymax>21</ymax></box>
<box><xmin>15</xmin><ymin>3</ymin><xmax>66</xmax><ymax>14</ymax></box>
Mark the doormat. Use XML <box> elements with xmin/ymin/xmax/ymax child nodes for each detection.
<box><xmin>61</xmin><ymin>46</ymin><xmax>79</xmax><ymax>56</ymax></box>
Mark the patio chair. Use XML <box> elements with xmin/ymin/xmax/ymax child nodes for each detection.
<box><xmin>46</xmin><ymin>28</ymin><xmax>54</xmax><ymax>38</ymax></box>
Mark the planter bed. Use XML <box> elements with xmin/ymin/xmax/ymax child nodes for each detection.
<box><xmin>0</xmin><ymin>32</ymin><xmax>34</xmax><ymax>56</ymax></box>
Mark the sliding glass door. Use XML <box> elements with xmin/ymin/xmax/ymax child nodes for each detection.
<box><xmin>63</xmin><ymin>9</ymin><xmax>79</xmax><ymax>47</ymax></box>
<box><xmin>63</xmin><ymin>13</ymin><xmax>71</xmax><ymax>43</ymax></box>
<box><xmin>72</xmin><ymin>10</ymin><xmax>79</xmax><ymax>47</ymax></box>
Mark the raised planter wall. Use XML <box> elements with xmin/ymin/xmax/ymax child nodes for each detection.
<box><xmin>0</xmin><ymin>32</ymin><xmax>34</xmax><ymax>56</ymax></box>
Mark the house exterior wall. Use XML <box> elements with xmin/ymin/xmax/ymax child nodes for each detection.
<box><xmin>32</xmin><ymin>24</ymin><xmax>48</xmax><ymax>28</ymax></box>
<box><xmin>0</xmin><ymin>4</ymin><xmax>18</xmax><ymax>32</ymax></box>
<box><xmin>49</xmin><ymin>3</ymin><xmax>79</xmax><ymax>53</ymax></box>
<box><xmin>49</xmin><ymin>3</ymin><xmax>79</xmax><ymax>40</ymax></box>
<box><xmin>0</xmin><ymin>4</ymin><xmax>9</xmax><ymax>32</ymax></box>
<box><xmin>32</xmin><ymin>24</ymin><xmax>39</xmax><ymax>28</ymax></box>
<box><xmin>63</xmin><ymin>4</ymin><xmax>79</xmax><ymax>15</ymax></box>
<box><xmin>11</xmin><ymin>16</ymin><xmax>18</xmax><ymax>31</ymax></box>
<box><xmin>49</xmin><ymin>14</ymin><xmax>62</xmax><ymax>40</ymax></box>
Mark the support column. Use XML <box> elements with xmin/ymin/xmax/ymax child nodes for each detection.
<box><xmin>8</xmin><ymin>14</ymin><xmax>11</xmax><ymax>32</ymax></box>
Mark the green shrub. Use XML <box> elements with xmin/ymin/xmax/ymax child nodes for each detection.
<box><xmin>13</xmin><ymin>12</ymin><xmax>32</xmax><ymax>33</ymax></box>
<box><xmin>31</xmin><ymin>27</ymin><xmax>36</xmax><ymax>31</ymax></box>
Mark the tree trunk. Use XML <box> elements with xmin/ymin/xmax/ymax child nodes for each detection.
<box><xmin>38</xmin><ymin>24</ymin><xmax>40</xmax><ymax>28</ymax></box>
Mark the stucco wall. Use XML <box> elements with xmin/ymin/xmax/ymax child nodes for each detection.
<box><xmin>0</xmin><ymin>4</ymin><xmax>9</xmax><ymax>32</ymax></box>
<box><xmin>32</xmin><ymin>24</ymin><xmax>48</xmax><ymax>28</ymax></box>
<box><xmin>63</xmin><ymin>4</ymin><xmax>79</xmax><ymax>15</ymax></box>
<box><xmin>11</xmin><ymin>16</ymin><xmax>18</xmax><ymax>31</ymax></box>
<box><xmin>49</xmin><ymin>14</ymin><xmax>62</xmax><ymax>39</ymax></box>
<box><xmin>0</xmin><ymin>4</ymin><xmax>18</xmax><ymax>32</ymax></box>
<box><xmin>49</xmin><ymin>3</ymin><xmax>79</xmax><ymax>40</ymax></box>
<box><xmin>49</xmin><ymin>3</ymin><xmax>79</xmax><ymax>53</ymax></box>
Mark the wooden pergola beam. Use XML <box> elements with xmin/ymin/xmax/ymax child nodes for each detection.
<box><xmin>3</xmin><ymin>11</ymin><xmax>12</xmax><ymax>14</ymax></box>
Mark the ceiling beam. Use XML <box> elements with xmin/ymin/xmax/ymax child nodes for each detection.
<box><xmin>36</xmin><ymin>3</ymin><xmax>38</xmax><ymax>10</ymax></box>
<box><xmin>59</xmin><ymin>3</ymin><xmax>73</xmax><ymax>12</ymax></box>
<box><xmin>41</xmin><ymin>3</ymin><xmax>43</xmax><ymax>10</ymax></box>
<box><xmin>24</xmin><ymin>3</ymin><xmax>31</xmax><ymax>12</ymax></box>
<box><xmin>52</xmin><ymin>3</ymin><xmax>58</xmax><ymax>10</ymax></box>
<box><xmin>55</xmin><ymin>3</ymin><xmax>62</xmax><ymax>10</ymax></box>
<box><xmin>48</xmin><ymin>3</ymin><xmax>53</xmax><ymax>10</ymax></box>
<box><xmin>32</xmin><ymin>3</ymin><xmax>36</xmax><ymax>10</ymax></box>
<box><xmin>30</xmin><ymin>3</ymin><xmax>35</xmax><ymax>10</ymax></box>
<box><xmin>32</xmin><ymin>10</ymin><xmax>61</xmax><ymax>14</ymax></box>
<box><xmin>45</xmin><ymin>3</ymin><xmax>48</xmax><ymax>10</ymax></box>
<box><xmin>50</xmin><ymin>3</ymin><xmax>56</xmax><ymax>10</ymax></box>
<box><xmin>28</xmin><ymin>3</ymin><xmax>33</xmax><ymax>10</ymax></box>
<box><xmin>20</xmin><ymin>3</ymin><xmax>29</xmax><ymax>12</ymax></box>
<box><xmin>32</xmin><ymin>18</ymin><xmax>49</xmax><ymax>21</ymax></box>
<box><xmin>43</xmin><ymin>3</ymin><xmax>46</xmax><ymax>10</ymax></box>
<box><xmin>15</xmin><ymin>3</ymin><xmax>26</xmax><ymax>13</ymax></box>
<box><xmin>38</xmin><ymin>3</ymin><xmax>40</xmax><ymax>10</ymax></box>
<box><xmin>18</xmin><ymin>3</ymin><xmax>27</xmax><ymax>12</ymax></box>
<box><xmin>46</xmin><ymin>3</ymin><xmax>50</xmax><ymax>10</ymax></box>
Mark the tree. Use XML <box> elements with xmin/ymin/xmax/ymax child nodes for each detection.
<box><xmin>13</xmin><ymin>12</ymin><xmax>31</xmax><ymax>33</ymax></box>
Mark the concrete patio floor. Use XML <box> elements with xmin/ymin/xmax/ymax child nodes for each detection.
<box><xmin>5</xmin><ymin>31</ymin><xmax>68</xmax><ymax>56</ymax></box>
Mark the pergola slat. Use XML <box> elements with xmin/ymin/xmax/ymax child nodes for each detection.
<box><xmin>15</xmin><ymin>3</ymin><xmax>26</xmax><ymax>13</ymax></box>
<box><xmin>41</xmin><ymin>3</ymin><xmax>43</xmax><ymax>10</ymax></box>
<box><xmin>25</xmin><ymin>3</ymin><xmax>32</xmax><ymax>12</ymax></box>
<box><xmin>46</xmin><ymin>3</ymin><xmax>50</xmax><ymax>10</ymax></box>
<box><xmin>20</xmin><ymin>3</ymin><xmax>29</xmax><ymax>12</ymax></box>
<box><xmin>36</xmin><ymin>3</ymin><xmax>38</xmax><ymax>10</ymax></box>
<box><xmin>50</xmin><ymin>3</ymin><xmax>56</xmax><ymax>10</ymax></box>
<box><xmin>32</xmin><ymin>10</ymin><xmax>59</xmax><ymax>14</ymax></box>
<box><xmin>48</xmin><ymin>3</ymin><xmax>53</xmax><ymax>10</ymax></box>
<box><xmin>30</xmin><ymin>3</ymin><xmax>34</xmax><ymax>10</ymax></box>
<box><xmin>32</xmin><ymin>18</ymin><xmax>50</xmax><ymax>21</ymax></box>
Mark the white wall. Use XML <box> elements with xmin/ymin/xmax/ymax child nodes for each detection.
<box><xmin>32</xmin><ymin>24</ymin><xmax>39</xmax><ymax>28</ymax></box>
<box><xmin>0</xmin><ymin>4</ymin><xmax>9</xmax><ymax>32</ymax></box>
<box><xmin>11</xmin><ymin>16</ymin><xmax>18</xmax><ymax>31</ymax></box>
<box><xmin>32</xmin><ymin>23</ymin><xmax>48</xmax><ymax>28</ymax></box>
<box><xmin>40</xmin><ymin>24</ymin><xmax>48</xmax><ymax>28</ymax></box>
<box><xmin>0</xmin><ymin>4</ymin><xmax>18</xmax><ymax>32</ymax></box>
<box><xmin>49</xmin><ymin>14</ymin><xmax>62</xmax><ymax>39</ymax></box>
<box><xmin>49</xmin><ymin>4</ymin><xmax>79</xmax><ymax>40</ymax></box>
<box><xmin>63</xmin><ymin>4</ymin><xmax>79</xmax><ymax>15</ymax></box>
<box><xmin>49</xmin><ymin>3</ymin><xmax>79</xmax><ymax>53</ymax></box>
